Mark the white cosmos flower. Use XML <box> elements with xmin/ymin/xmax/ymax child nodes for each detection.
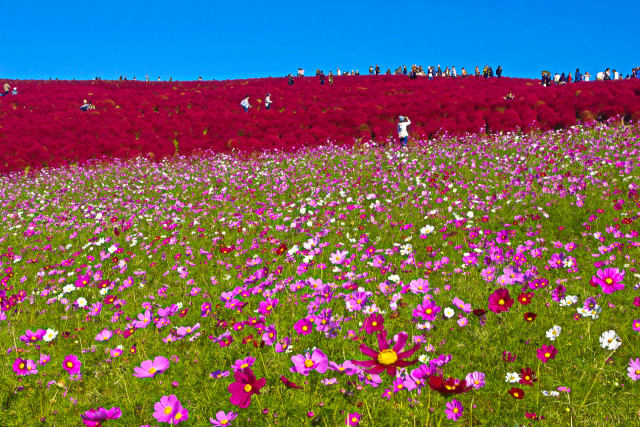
<box><xmin>420</xmin><ymin>225</ymin><xmax>435</xmax><ymax>235</ymax></box>
<box><xmin>546</xmin><ymin>325</ymin><xmax>562</xmax><ymax>341</ymax></box>
<box><xmin>76</xmin><ymin>297</ymin><xmax>87</xmax><ymax>308</ymax></box>
<box><xmin>599</xmin><ymin>330</ymin><xmax>622</xmax><ymax>350</ymax></box>
<box><xmin>43</xmin><ymin>328</ymin><xmax>58</xmax><ymax>342</ymax></box>
<box><xmin>443</xmin><ymin>308</ymin><xmax>455</xmax><ymax>318</ymax></box>
<box><xmin>62</xmin><ymin>284</ymin><xmax>76</xmax><ymax>293</ymax></box>
<box><xmin>388</xmin><ymin>275</ymin><xmax>401</xmax><ymax>283</ymax></box>
<box><xmin>505</xmin><ymin>372</ymin><xmax>521</xmax><ymax>383</ymax></box>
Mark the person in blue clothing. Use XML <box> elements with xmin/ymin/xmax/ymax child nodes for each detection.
<box><xmin>575</xmin><ymin>68</ymin><xmax>582</xmax><ymax>82</ymax></box>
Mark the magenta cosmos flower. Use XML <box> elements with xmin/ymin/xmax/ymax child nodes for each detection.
<box><xmin>81</xmin><ymin>406</ymin><xmax>122</xmax><ymax>426</ymax></box>
<box><xmin>153</xmin><ymin>395</ymin><xmax>188</xmax><ymax>424</ymax></box>
<box><xmin>293</xmin><ymin>318</ymin><xmax>313</xmax><ymax>335</ymax></box>
<box><xmin>488</xmin><ymin>288</ymin><xmax>514</xmax><ymax>313</ymax></box>
<box><xmin>63</xmin><ymin>354</ymin><xmax>82</xmax><ymax>374</ymax></box>
<box><xmin>13</xmin><ymin>358</ymin><xmax>38</xmax><ymax>376</ymax></box>
<box><xmin>290</xmin><ymin>348</ymin><xmax>329</xmax><ymax>376</ymax></box>
<box><xmin>133</xmin><ymin>356</ymin><xmax>170</xmax><ymax>378</ymax></box>
<box><xmin>352</xmin><ymin>330</ymin><xmax>421</xmax><ymax>376</ymax></box>
<box><xmin>210</xmin><ymin>410</ymin><xmax>238</xmax><ymax>426</ymax></box>
<box><xmin>228</xmin><ymin>367</ymin><xmax>266</xmax><ymax>408</ymax></box>
<box><xmin>592</xmin><ymin>267</ymin><xmax>625</xmax><ymax>294</ymax></box>
<box><xmin>445</xmin><ymin>399</ymin><xmax>464</xmax><ymax>421</ymax></box>
<box><xmin>363</xmin><ymin>313</ymin><xmax>385</xmax><ymax>333</ymax></box>
<box><xmin>345</xmin><ymin>412</ymin><xmax>361</xmax><ymax>426</ymax></box>
<box><xmin>536</xmin><ymin>345</ymin><xmax>558</xmax><ymax>363</ymax></box>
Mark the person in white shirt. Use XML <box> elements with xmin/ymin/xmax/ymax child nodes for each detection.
<box><xmin>265</xmin><ymin>93</ymin><xmax>272</xmax><ymax>110</ymax></box>
<box><xmin>398</xmin><ymin>116</ymin><xmax>411</xmax><ymax>147</ymax></box>
<box><xmin>241</xmin><ymin>96</ymin><xmax>251</xmax><ymax>112</ymax></box>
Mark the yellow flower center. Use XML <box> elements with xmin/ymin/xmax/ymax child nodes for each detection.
<box><xmin>221</xmin><ymin>421</ymin><xmax>228</xmax><ymax>425</ymax></box>
<box><xmin>498</xmin><ymin>299</ymin><xmax>505</xmax><ymax>305</ymax></box>
<box><xmin>244</xmin><ymin>384</ymin><xmax>252</xmax><ymax>393</ymax></box>
<box><xmin>241</xmin><ymin>363</ymin><xmax>248</xmax><ymax>368</ymax></box>
<box><xmin>377</xmin><ymin>349</ymin><xmax>398</xmax><ymax>365</ymax></box>
<box><xmin>148</xmin><ymin>367</ymin><xmax>157</xmax><ymax>374</ymax></box>
<box><xmin>605</xmin><ymin>278</ymin><xmax>613</xmax><ymax>284</ymax></box>
<box><xmin>19</xmin><ymin>363</ymin><xmax>25</xmax><ymax>369</ymax></box>
<box><xmin>453</xmin><ymin>408</ymin><xmax>459</xmax><ymax>414</ymax></box>
<box><xmin>426</xmin><ymin>308</ymin><xmax>432</xmax><ymax>314</ymax></box>
<box><xmin>514</xmin><ymin>392</ymin><xmax>519</xmax><ymax>398</ymax></box>
<box><xmin>371</xmin><ymin>321</ymin><xmax>377</xmax><ymax>326</ymax></box>
<box><xmin>304</xmin><ymin>359</ymin><xmax>314</xmax><ymax>368</ymax></box>
<box><xmin>66</xmin><ymin>361</ymin><xmax>74</xmax><ymax>368</ymax></box>
<box><xmin>544</xmin><ymin>352</ymin><xmax>550</xmax><ymax>358</ymax></box>
<box><xmin>164</xmin><ymin>406</ymin><xmax>173</xmax><ymax>415</ymax></box>
<box><xmin>267</xmin><ymin>305</ymin><xmax>272</xmax><ymax>310</ymax></box>
<box><xmin>302</xmin><ymin>326</ymin><xmax>308</xmax><ymax>331</ymax></box>
<box><xmin>175</xmin><ymin>412</ymin><xmax>182</xmax><ymax>420</ymax></box>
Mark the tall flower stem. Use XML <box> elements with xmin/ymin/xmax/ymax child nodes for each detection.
<box><xmin>578</xmin><ymin>349</ymin><xmax>616</xmax><ymax>411</ymax></box>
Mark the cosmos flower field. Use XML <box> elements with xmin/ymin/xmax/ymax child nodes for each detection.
<box><xmin>1</xmin><ymin>121</ymin><xmax>640</xmax><ymax>425</ymax></box>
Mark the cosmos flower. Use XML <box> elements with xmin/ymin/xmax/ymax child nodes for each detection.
<box><xmin>13</xmin><ymin>358</ymin><xmax>38</xmax><ymax>376</ymax></box>
<box><xmin>627</xmin><ymin>358</ymin><xmax>640</xmax><ymax>381</ymax></box>
<box><xmin>63</xmin><ymin>354</ymin><xmax>82</xmax><ymax>375</ymax></box>
<box><xmin>599</xmin><ymin>330</ymin><xmax>622</xmax><ymax>350</ymax></box>
<box><xmin>508</xmin><ymin>387</ymin><xmax>525</xmax><ymax>399</ymax></box>
<box><xmin>592</xmin><ymin>267</ymin><xmax>625</xmax><ymax>294</ymax></box>
<box><xmin>210</xmin><ymin>411</ymin><xmax>238</xmax><ymax>426</ymax></box>
<box><xmin>428</xmin><ymin>376</ymin><xmax>473</xmax><ymax>395</ymax></box>
<box><xmin>536</xmin><ymin>345</ymin><xmax>558</xmax><ymax>363</ymax></box>
<box><xmin>228</xmin><ymin>367</ymin><xmax>266</xmax><ymax>408</ymax></box>
<box><xmin>352</xmin><ymin>330</ymin><xmax>420</xmax><ymax>376</ymax></box>
<box><xmin>133</xmin><ymin>356</ymin><xmax>170</xmax><ymax>378</ymax></box>
<box><xmin>290</xmin><ymin>349</ymin><xmax>329</xmax><ymax>376</ymax></box>
<box><xmin>445</xmin><ymin>399</ymin><xmax>464</xmax><ymax>421</ymax></box>
<box><xmin>488</xmin><ymin>288</ymin><xmax>514</xmax><ymax>313</ymax></box>
<box><xmin>153</xmin><ymin>395</ymin><xmax>188</xmax><ymax>424</ymax></box>
<box><xmin>81</xmin><ymin>407</ymin><xmax>122</xmax><ymax>426</ymax></box>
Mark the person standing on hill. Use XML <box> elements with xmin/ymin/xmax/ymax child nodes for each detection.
<box><xmin>264</xmin><ymin>93</ymin><xmax>272</xmax><ymax>110</ymax></box>
<box><xmin>288</xmin><ymin>74</ymin><xmax>294</xmax><ymax>86</ymax></box>
<box><xmin>241</xmin><ymin>95</ymin><xmax>251</xmax><ymax>112</ymax></box>
<box><xmin>397</xmin><ymin>116</ymin><xmax>411</xmax><ymax>147</ymax></box>
<box><xmin>319</xmin><ymin>70</ymin><xmax>325</xmax><ymax>85</ymax></box>
<box><xmin>575</xmin><ymin>68</ymin><xmax>582</xmax><ymax>82</ymax></box>
<box><xmin>2</xmin><ymin>82</ymin><xmax>9</xmax><ymax>96</ymax></box>
<box><xmin>496</xmin><ymin>65</ymin><xmax>503</xmax><ymax>78</ymax></box>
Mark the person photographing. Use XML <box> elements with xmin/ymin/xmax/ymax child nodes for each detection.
<box><xmin>397</xmin><ymin>116</ymin><xmax>411</xmax><ymax>147</ymax></box>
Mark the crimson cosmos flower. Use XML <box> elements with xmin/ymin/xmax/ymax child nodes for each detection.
<box><xmin>428</xmin><ymin>375</ymin><xmax>473</xmax><ymax>395</ymax></box>
<box><xmin>228</xmin><ymin>367</ymin><xmax>266</xmax><ymax>408</ymax></box>
<box><xmin>351</xmin><ymin>329</ymin><xmax>420</xmax><ymax>376</ymax></box>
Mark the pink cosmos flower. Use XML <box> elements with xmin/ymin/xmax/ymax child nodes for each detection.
<box><xmin>231</xmin><ymin>356</ymin><xmax>255</xmax><ymax>372</ymax></box>
<box><xmin>536</xmin><ymin>344</ymin><xmax>558</xmax><ymax>363</ymax></box>
<box><xmin>153</xmin><ymin>394</ymin><xmax>188</xmax><ymax>424</ymax></box>
<box><xmin>210</xmin><ymin>411</ymin><xmax>238</xmax><ymax>426</ymax></box>
<box><xmin>19</xmin><ymin>329</ymin><xmax>46</xmax><ymax>343</ymax></box>
<box><xmin>592</xmin><ymin>267</ymin><xmax>625</xmax><ymax>294</ymax></box>
<box><xmin>81</xmin><ymin>407</ymin><xmax>122</xmax><ymax>426</ymax></box>
<box><xmin>133</xmin><ymin>356</ymin><xmax>170</xmax><ymax>378</ymax></box>
<box><xmin>465</xmin><ymin>371</ymin><xmax>485</xmax><ymax>389</ymax></box>
<box><xmin>94</xmin><ymin>329</ymin><xmax>113</xmax><ymax>342</ymax></box>
<box><xmin>445</xmin><ymin>399</ymin><xmax>464</xmax><ymax>421</ymax></box>
<box><xmin>63</xmin><ymin>354</ymin><xmax>82</xmax><ymax>374</ymax></box>
<box><xmin>291</xmin><ymin>349</ymin><xmax>329</xmax><ymax>376</ymax></box>
<box><xmin>627</xmin><ymin>358</ymin><xmax>640</xmax><ymax>381</ymax></box>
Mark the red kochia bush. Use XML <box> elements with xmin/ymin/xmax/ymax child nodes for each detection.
<box><xmin>0</xmin><ymin>77</ymin><xmax>639</xmax><ymax>172</ymax></box>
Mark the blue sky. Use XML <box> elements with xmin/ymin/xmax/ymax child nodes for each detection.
<box><xmin>2</xmin><ymin>1</ymin><xmax>638</xmax><ymax>80</ymax></box>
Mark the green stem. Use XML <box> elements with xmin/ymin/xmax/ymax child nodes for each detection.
<box><xmin>578</xmin><ymin>349</ymin><xmax>616</xmax><ymax>411</ymax></box>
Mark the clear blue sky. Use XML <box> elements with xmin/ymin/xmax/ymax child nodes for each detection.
<box><xmin>2</xmin><ymin>1</ymin><xmax>637</xmax><ymax>81</ymax></box>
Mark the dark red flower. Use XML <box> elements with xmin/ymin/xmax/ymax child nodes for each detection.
<box><xmin>508</xmin><ymin>387</ymin><xmax>525</xmax><ymax>399</ymax></box>
<box><xmin>280</xmin><ymin>375</ymin><xmax>302</xmax><ymax>389</ymax></box>
<box><xmin>519</xmin><ymin>367</ymin><xmax>537</xmax><ymax>386</ymax></box>
<box><xmin>524</xmin><ymin>312</ymin><xmax>537</xmax><ymax>322</ymax></box>
<box><xmin>517</xmin><ymin>292</ymin><xmax>534</xmax><ymax>305</ymax></box>
<box><xmin>428</xmin><ymin>376</ymin><xmax>473</xmax><ymax>395</ymax></box>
